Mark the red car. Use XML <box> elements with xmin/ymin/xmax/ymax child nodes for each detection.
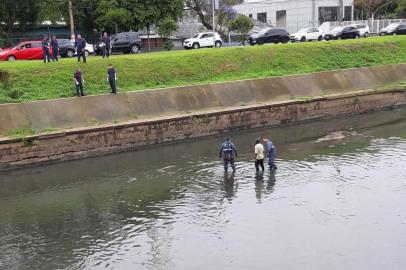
<box><xmin>0</xmin><ymin>40</ymin><xmax>53</xmax><ymax>61</ymax></box>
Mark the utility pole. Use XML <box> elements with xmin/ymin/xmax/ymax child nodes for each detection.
<box><xmin>68</xmin><ymin>0</ymin><xmax>75</xmax><ymax>38</ymax></box>
<box><xmin>212</xmin><ymin>0</ymin><xmax>216</xmax><ymax>48</ymax></box>
<box><xmin>338</xmin><ymin>0</ymin><xmax>344</xmax><ymax>22</ymax></box>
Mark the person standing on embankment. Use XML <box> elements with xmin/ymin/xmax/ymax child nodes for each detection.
<box><xmin>74</xmin><ymin>68</ymin><xmax>85</xmax><ymax>97</ymax></box>
<box><xmin>107</xmin><ymin>64</ymin><xmax>117</xmax><ymax>94</ymax></box>
<box><xmin>50</xmin><ymin>36</ymin><xmax>59</xmax><ymax>62</ymax></box>
<box><xmin>75</xmin><ymin>34</ymin><xmax>87</xmax><ymax>63</ymax></box>
<box><xmin>101</xmin><ymin>32</ymin><xmax>111</xmax><ymax>59</ymax></box>
<box><xmin>42</xmin><ymin>36</ymin><xmax>51</xmax><ymax>63</ymax></box>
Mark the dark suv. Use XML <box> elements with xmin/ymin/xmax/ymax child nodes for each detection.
<box><xmin>249</xmin><ymin>28</ymin><xmax>290</xmax><ymax>45</ymax></box>
<box><xmin>95</xmin><ymin>32</ymin><xmax>142</xmax><ymax>55</ymax></box>
<box><xmin>105</xmin><ymin>32</ymin><xmax>143</xmax><ymax>54</ymax></box>
<box><xmin>57</xmin><ymin>39</ymin><xmax>75</xmax><ymax>58</ymax></box>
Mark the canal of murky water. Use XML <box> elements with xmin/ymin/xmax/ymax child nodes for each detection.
<box><xmin>1</xmin><ymin>108</ymin><xmax>406</xmax><ymax>270</ymax></box>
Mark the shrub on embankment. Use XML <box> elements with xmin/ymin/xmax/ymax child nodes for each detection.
<box><xmin>0</xmin><ymin>36</ymin><xmax>406</xmax><ymax>104</ymax></box>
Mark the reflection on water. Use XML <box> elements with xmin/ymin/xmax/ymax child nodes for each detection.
<box><xmin>1</xmin><ymin>109</ymin><xmax>406</xmax><ymax>270</ymax></box>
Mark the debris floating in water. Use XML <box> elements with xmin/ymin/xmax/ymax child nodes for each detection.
<box><xmin>317</xmin><ymin>131</ymin><xmax>360</xmax><ymax>142</ymax></box>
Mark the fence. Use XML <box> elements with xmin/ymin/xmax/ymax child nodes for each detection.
<box><xmin>320</xmin><ymin>19</ymin><xmax>406</xmax><ymax>34</ymax></box>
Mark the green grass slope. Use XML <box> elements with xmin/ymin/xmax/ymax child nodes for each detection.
<box><xmin>0</xmin><ymin>36</ymin><xmax>406</xmax><ymax>104</ymax></box>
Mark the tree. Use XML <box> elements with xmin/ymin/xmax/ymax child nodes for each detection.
<box><xmin>229</xmin><ymin>15</ymin><xmax>253</xmax><ymax>45</ymax></box>
<box><xmin>94</xmin><ymin>0</ymin><xmax>183</xmax><ymax>38</ymax></box>
<box><xmin>95</xmin><ymin>0</ymin><xmax>134</xmax><ymax>33</ymax></box>
<box><xmin>354</xmin><ymin>0</ymin><xmax>397</xmax><ymax>19</ymax></box>
<box><xmin>217</xmin><ymin>5</ymin><xmax>238</xmax><ymax>34</ymax></box>
<box><xmin>0</xmin><ymin>0</ymin><xmax>42</xmax><ymax>46</ymax></box>
<box><xmin>157</xmin><ymin>17</ymin><xmax>178</xmax><ymax>51</ymax></box>
<box><xmin>396</xmin><ymin>0</ymin><xmax>406</xmax><ymax>17</ymax></box>
<box><xmin>137</xmin><ymin>0</ymin><xmax>184</xmax><ymax>51</ymax></box>
<box><xmin>185</xmin><ymin>0</ymin><xmax>243</xmax><ymax>35</ymax></box>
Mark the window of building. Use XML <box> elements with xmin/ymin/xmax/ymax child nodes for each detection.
<box><xmin>257</xmin><ymin>12</ymin><xmax>267</xmax><ymax>23</ymax></box>
<box><xmin>344</xmin><ymin>6</ymin><xmax>352</xmax><ymax>21</ymax></box>
<box><xmin>249</xmin><ymin>14</ymin><xmax>252</xmax><ymax>19</ymax></box>
<box><xmin>276</xmin><ymin>10</ymin><xmax>286</xmax><ymax>28</ymax></box>
<box><xmin>319</xmin><ymin>7</ymin><xmax>339</xmax><ymax>23</ymax></box>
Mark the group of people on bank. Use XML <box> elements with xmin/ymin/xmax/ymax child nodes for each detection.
<box><xmin>220</xmin><ymin>138</ymin><xmax>277</xmax><ymax>173</ymax></box>
<box><xmin>40</xmin><ymin>32</ymin><xmax>116</xmax><ymax>97</ymax></box>
<box><xmin>41</xmin><ymin>32</ymin><xmax>111</xmax><ymax>63</ymax></box>
<box><xmin>73</xmin><ymin>64</ymin><xmax>117</xmax><ymax>97</ymax></box>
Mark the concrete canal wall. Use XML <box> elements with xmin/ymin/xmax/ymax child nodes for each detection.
<box><xmin>0</xmin><ymin>64</ymin><xmax>405</xmax><ymax>170</ymax></box>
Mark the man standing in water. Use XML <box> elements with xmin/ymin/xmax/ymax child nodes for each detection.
<box><xmin>263</xmin><ymin>138</ymin><xmax>277</xmax><ymax>171</ymax></box>
<box><xmin>254</xmin><ymin>138</ymin><xmax>265</xmax><ymax>172</ymax></box>
<box><xmin>220</xmin><ymin>138</ymin><xmax>238</xmax><ymax>173</ymax></box>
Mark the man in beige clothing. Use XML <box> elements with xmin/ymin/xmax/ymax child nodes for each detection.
<box><xmin>254</xmin><ymin>138</ymin><xmax>265</xmax><ymax>172</ymax></box>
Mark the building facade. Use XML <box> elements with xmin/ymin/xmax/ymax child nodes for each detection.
<box><xmin>233</xmin><ymin>0</ymin><xmax>354</xmax><ymax>33</ymax></box>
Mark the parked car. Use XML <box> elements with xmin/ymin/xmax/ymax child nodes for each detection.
<box><xmin>324</xmin><ymin>26</ymin><xmax>360</xmax><ymax>40</ymax></box>
<box><xmin>0</xmin><ymin>40</ymin><xmax>47</xmax><ymax>61</ymax></box>
<box><xmin>183</xmin><ymin>32</ymin><xmax>222</xmax><ymax>49</ymax></box>
<box><xmin>109</xmin><ymin>32</ymin><xmax>142</xmax><ymax>54</ymax></box>
<box><xmin>57</xmin><ymin>39</ymin><xmax>75</xmax><ymax>58</ymax></box>
<box><xmin>351</xmin><ymin>24</ymin><xmax>370</xmax><ymax>37</ymax></box>
<box><xmin>249</xmin><ymin>27</ymin><xmax>290</xmax><ymax>45</ymax></box>
<box><xmin>84</xmin><ymin>43</ymin><xmax>94</xmax><ymax>56</ymax></box>
<box><xmin>379</xmin><ymin>23</ymin><xmax>406</xmax><ymax>35</ymax></box>
<box><xmin>57</xmin><ymin>39</ymin><xmax>94</xmax><ymax>58</ymax></box>
<box><xmin>290</xmin><ymin>28</ymin><xmax>323</xmax><ymax>42</ymax></box>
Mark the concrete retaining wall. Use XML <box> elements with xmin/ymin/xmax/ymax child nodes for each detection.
<box><xmin>0</xmin><ymin>64</ymin><xmax>405</xmax><ymax>170</ymax></box>
<box><xmin>0</xmin><ymin>90</ymin><xmax>405</xmax><ymax>170</ymax></box>
<box><xmin>1</xmin><ymin>64</ymin><xmax>405</xmax><ymax>135</ymax></box>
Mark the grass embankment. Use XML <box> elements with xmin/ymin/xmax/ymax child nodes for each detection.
<box><xmin>0</xmin><ymin>36</ymin><xmax>406</xmax><ymax>104</ymax></box>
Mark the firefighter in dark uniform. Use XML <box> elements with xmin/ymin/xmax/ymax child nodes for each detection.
<box><xmin>263</xmin><ymin>138</ymin><xmax>277</xmax><ymax>171</ymax></box>
<box><xmin>107</xmin><ymin>64</ymin><xmax>117</xmax><ymax>93</ymax></box>
<box><xmin>74</xmin><ymin>68</ymin><xmax>85</xmax><ymax>97</ymax></box>
<box><xmin>219</xmin><ymin>138</ymin><xmax>238</xmax><ymax>173</ymax></box>
<box><xmin>101</xmin><ymin>32</ymin><xmax>111</xmax><ymax>58</ymax></box>
<box><xmin>42</xmin><ymin>36</ymin><xmax>51</xmax><ymax>63</ymax></box>
<box><xmin>75</xmin><ymin>34</ymin><xmax>87</xmax><ymax>63</ymax></box>
<box><xmin>50</xmin><ymin>36</ymin><xmax>59</xmax><ymax>62</ymax></box>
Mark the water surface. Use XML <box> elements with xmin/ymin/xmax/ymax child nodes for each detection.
<box><xmin>1</xmin><ymin>109</ymin><xmax>406</xmax><ymax>270</ymax></box>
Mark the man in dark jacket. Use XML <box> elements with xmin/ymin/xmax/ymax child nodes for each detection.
<box><xmin>75</xmin><ymin>34</ymin><xmax>87</xmax><ymax>63</ymax></box>
<box><xmin>101</xmin><ymin>32</ymin><xmax>111</xmax><ymax>59</ymax></box>
<box><xmin>263</xmin><ymin>138</ymin><xmax>277</xmax><ymax>171</ymax></box>
<box><xmin>220</xmin><ymin>138</ymin><xmax>238</xmax><ymax>173</ymax></box>
<box><xmin>107</xmin><ymin>64</ymin><xmax>117</xmax><ymax>94</ymax></box>
<box><xmin>74</xmin><ymin>68</ymin><xmax>85</xmax><ymax>97</ymax></box>
<box><xmin>42</xmin><ymin>36</ymin><xmax>51</xmax><ymax>63</ymax></box>
<box><xmin>50</xmin><ymin>36</ymin><xmax>59</xmax><ymax>62</ymax></box>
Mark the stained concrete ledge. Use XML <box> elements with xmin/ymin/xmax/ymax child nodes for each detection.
<box><xmin>0</xmin><ymin>63</ymin><xmax>405</xmax><ymax>135</ymax></box>
<box><xmin>0</xmin><ymin>89</ymin><xmax>405</xmax><ymax>170</ymax></box>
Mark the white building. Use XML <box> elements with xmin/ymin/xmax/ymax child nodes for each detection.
<box><xmin>233</xmin><ymin>0</ymin><xmax>354</xmax><ymax>33</ymax></box>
